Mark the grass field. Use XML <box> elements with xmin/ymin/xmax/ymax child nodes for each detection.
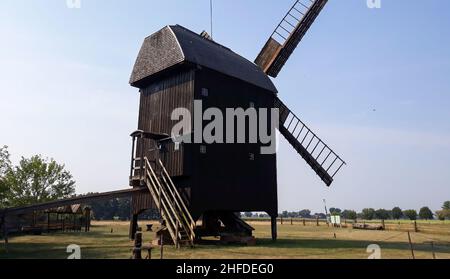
<box><xmin>1</xmin><ymin>220</ymin><xmax>449</xmax><ymax>259</ymax></box>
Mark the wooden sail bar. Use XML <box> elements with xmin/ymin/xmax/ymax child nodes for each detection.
<box><xmin>275</xmin><ymin>97</ymin><xmax>345</xmax><ymax>186</ymax></box>
<box><xmin>255</xmin><ymin>0</ymin><xmax>329</xmax><ymax>77</ymax></box>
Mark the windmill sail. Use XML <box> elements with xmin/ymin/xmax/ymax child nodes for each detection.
<box><xmin>275</xmin><ymin>97</ymin><xmax>345</xmax><ymax>186</ymax></box>
<box><xmin>255</xmin><ymin>0</ymin><xmax>328</xmax><ymax>77</ymax></box>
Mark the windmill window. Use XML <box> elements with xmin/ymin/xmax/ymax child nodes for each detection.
<box><xmin>249</xmin><ymin>102</ymin><xmax>255</xmax><ymax>108</ymax></box>
<box><xmin>174</xmin><ymin>142</ymin><xmax>180</xmax><ymax>151</ymax></box>
<box><xmin>200</xmin><ymin>145</ymin><xmax>207</xmax><ymax>154</ymax></box>
<box><xmin>201</xmin><ymin>88</ymin><xmax>209</xmax><ymax>97</ymax></box>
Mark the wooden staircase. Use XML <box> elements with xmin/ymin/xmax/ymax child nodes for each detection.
<box><xmin>255</xmin><ymin>0</ymin><xmax>328</xmax><ymax>77</ymax></box>
<box><xmin>143</xmin><ymin>158</ymin><xmax>195</xmax><ymax>247</ymax></box>
<box><xmin>275</xmin><ymin>97</ymin><xmax>345</xmax><ymax>186</ymax></box>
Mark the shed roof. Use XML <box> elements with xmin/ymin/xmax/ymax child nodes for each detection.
<box><xmin>46</xmin><ymin>204</ymin><xmax>83</xmax><ymax>214</ymax></box>
<box><xmin>130</xmin><ymin>25</ymin><xmax>277</xmax><ymax>93</ymax></box>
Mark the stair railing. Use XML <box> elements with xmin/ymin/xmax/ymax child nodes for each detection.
<box><xmin>158</xmin><ymin>159</ymin><xmax>196</xmax><ymax>243</ymax></box>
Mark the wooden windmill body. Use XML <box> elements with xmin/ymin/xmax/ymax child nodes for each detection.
<box><xmin>128</xmin><ymin>0</ymin><xmax>345</xmax><ymax>246</ymax></box>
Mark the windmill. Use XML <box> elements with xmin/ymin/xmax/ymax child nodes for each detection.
<box><xmin>128</xmin><ymin>0</ymin><xmax>345</xmax><ymax>246</ymax></box>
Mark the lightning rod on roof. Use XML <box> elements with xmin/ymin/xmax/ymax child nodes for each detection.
<box><xmin>210</xmin><ymin>0</ymin><xmax>213</xmax><ymax>39</ymax></box>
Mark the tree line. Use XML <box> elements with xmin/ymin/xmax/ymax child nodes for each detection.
<box><xmin>260</xmin><ymin>203</ymin><xmax>450</xmax><ymax>221</ymax></box>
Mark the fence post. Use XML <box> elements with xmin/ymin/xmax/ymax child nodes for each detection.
<box><xmin>316</xmin><ymin>217</ymin><xmax>319</xmax><ymax>226</ymax></box>
<box><xmin>407</xmin><ymin>231</ymin><xmax>415</xmax><ymax>259</ymax></box>
<box><xmin>303</xmin><ymin>219</ymin><xmax>306</xmax><ymax>226</ymax></box>
<box><xmin>133</xmin><ymin>232</ymin><xmax>143</xmax><ymax>259</ymax></box>
<box><xmin>414</xmin><ymin>221</ymin><xmax>418</xmax><ymax>232</ymax></box>
<box><xmin>381</xmin><ymin>219</ymin><xmax>385</xmax><ymax>230</ymax></box>
<box><xmin>290</xmin><ymin>218</ymin><xmax>293</xmax><ymax>225</ymax></box>
<box><xmin>280</xmin><ymin>217</ymin><xmax>283</xmax><ymax>225</ymax></box>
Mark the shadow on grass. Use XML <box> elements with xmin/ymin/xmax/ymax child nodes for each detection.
<box><xmin>195</xmin><ymin>237</ymin><xmax>450</xmax><ymax>254</ymax></box>
<box><xmin>254</xmin><ymin>238</ymin><xmax>450</xmax><ymax>253</ymax></box>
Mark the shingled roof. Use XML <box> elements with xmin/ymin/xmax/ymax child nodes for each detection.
<box><xmin>130</xmin><ymin>25</ymin><xmax>277</xmax><ymax>93</ymax></box>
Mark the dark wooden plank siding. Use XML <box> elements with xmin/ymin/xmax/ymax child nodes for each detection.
<box><xmin>189</xmin><ymin>67</ymin><xmax>278</xmax><ymax>219</ymax></box>
<box><xmin>136</xmin><ymin>69</ymin><xmax>195</xmax><ymax>177</ymax></box>
<box><xmin>132</xmin><ymin>190</ymin><xmax>156</xmax><ymax>215</ymax></box>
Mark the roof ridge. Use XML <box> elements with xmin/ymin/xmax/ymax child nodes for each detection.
<box><xmin>170</xmin><ymin>24</ymin><xmax>232</xmax><ymax>52</ymax></box>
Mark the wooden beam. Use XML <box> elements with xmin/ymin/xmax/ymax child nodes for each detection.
<box><xmin>0</xmin><ymin>188</ymin><xmax>147</xmax><ymax>216</ymax></box>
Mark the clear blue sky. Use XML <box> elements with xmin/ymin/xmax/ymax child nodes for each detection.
<box><xmin>0</xmin><ymin>0</ymin><xmax>449</xmax><ymax>213</ymax></box>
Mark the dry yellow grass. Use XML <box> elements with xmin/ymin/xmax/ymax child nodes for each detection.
<box><xmin>1</xmin><ymin>220</ymin><xmax>449</xmax><ymax>259</ymax></box>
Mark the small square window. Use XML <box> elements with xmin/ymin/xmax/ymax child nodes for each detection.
<box><xmin>174</xmin><ymin>142</ymin><xmax>180</xmax><ymax>151</ymax></box>
<box><xmin>249</xmin><ymin>153</ymin><xmax>255</xmax><ymax>161</ymax></box>
<box><xmin>200</xmin><ymin>145</ymin><xmax>207</xmax><ymax>154</ymax></box>
<box><xmin>201</xmin><ymin>88</ymin><xmax>209</xmax><ymax>97</ymax></box>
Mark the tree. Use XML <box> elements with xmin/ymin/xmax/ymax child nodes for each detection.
<box><xmin>443</xmin><ymin>201</ymin><xmax>450</xmax><ymax>210</ymax></box>
<box><xmin>314</xmin><ymin>213</ymin><xmax>326</xmax><ymax>219</ymax></box>
<box><xmin>375</xmin><ymin>209</ymin><xmax>390</xmax><ymax>220</ymax></box>
<box><xmin>403</xmin><ymin>210</ymin><xmax>418</xmax><ymax>221</ymax></box>
<box><xmin>392</xmin><ymin>207</ymin><xmax>403</xmax><ymax>220</ymax></box>
<box><xmin>0</xmin><ymin>146</ymin><xmax>12</xmax><ymax>208</ymax></box>
<box><xmin>436</xmin><ymin>210</ymin><xmax>450</xmax><ymax>221</ymax></box>
<box><xmin>329</xmin><ymin>208</ymin><xmax>342</xmax><ymax>216</ymax></box>
<box><xmin>419</xmin><ymin>207</ymin><xmax>433</xmax><ymax>220</ymax></box>
<box><xmin>436</xmin><ymin>202</ymin><xmax>450</xmax><ymax>220</ymax></box>
<box><xmin>5</xmin><ymin>155</ymin><xmax>76</xmax><ymax>206</ymax></box>
<box><xmin>342</xmin><ymin>210</ymin><xmax>357</xmax><ymax>220</ymax></box>
<box><xmin>361</xmin><ymin>208</ymin><xmax>375</xmax><ymax>220</ymax></box>
<box><xmin>298</xmin><ymin>209</ymin><xmax>311</xmax><ymax>218</ymax></box>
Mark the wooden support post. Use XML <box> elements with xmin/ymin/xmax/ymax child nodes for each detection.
<box><xmin>280</xmin><ymin>217</ymin><xmax>283</xmax><ymax>225</ymax></box>
<box><xmin>84</xmin><ymin>211</ymin><xmax>88</xmax><ymax>232</ymax></box>
<box><xmin>290</xmin><ymin>218</ymin><xmax>293</xmax><ymax>225</ymax></box>
<box><xmin>130</xmin><ymin>136</ymin><xmax>136</xmax><ymax>179</ymax></box>
<box><xmin>381</xmin><ymin>219</ymin><xmax>385</xmax><ymax>230</ymax></box>
<box><xmin>303</xmin><ymin>219</ymin><xmax>306</xmax><ymax>226</ymax></box>
<box><xmin>414</xmin><ymin>221</ymin><xmax>418</xmax><ymax>232</ymax></box>
<box><xmin>271</xmin><ymin>216</ymin><xmax>277</xmax><ymax>241</ymax></box>
<box><xmin>407</xmin><ymin>231</ymin><xmax>415</xmax><ymax>259</ymax></box>
<box><xmin>86</xmin><ymin>209</ymin><xmax>91</xmax><ymax>232</ymax></box>
<box><xmin>139</xmin><ymin>137</ymin><xmax>144</xmax><ymax>180</ymax></box>
<box><xmin>316</xmin><ymin>217</ymin><xmax>319</xmax><ymax>226</ymax></box>
<box><xmin>129</xmin><ymin>214</ymin><xmax>138</xmax><ymax>240</ymax></box>
<box><xmin>133</xmin><ymin>232</ymin><xmax>143</xmax><ymax>259</ymax></box>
